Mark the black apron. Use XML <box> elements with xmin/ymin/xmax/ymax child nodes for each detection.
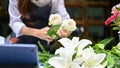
<box><xmin>16</xmin><ymin>3</ymin><xmax>55</xmax><ymax>52</ymax></box>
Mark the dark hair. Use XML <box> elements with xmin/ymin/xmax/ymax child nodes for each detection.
<box><xmin>18</xmin><ymin>0</ymin><xmax>33</xmax><ymax>18</ymax></box>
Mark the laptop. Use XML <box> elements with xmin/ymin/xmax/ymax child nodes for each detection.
<box><xmin>0</xmin><ymin>44</ymin><xmax>38</xmax><ymax>64</ymax></box>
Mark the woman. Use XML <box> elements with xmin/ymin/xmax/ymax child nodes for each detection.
<box><xmin>8</xmin><ymin>0</ymin><xmax>70</xmax><ymax>52</ymax></box>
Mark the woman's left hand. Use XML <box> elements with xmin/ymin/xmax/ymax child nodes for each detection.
<box><xmin>57</xmin><ymin>29</ymin><xmax>70</xmax><ymax>38</ymax></box>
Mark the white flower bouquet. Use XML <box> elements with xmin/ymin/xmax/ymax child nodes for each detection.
<box><xmin>47</xmin><ymin>14</ymin><xmax>77</xmax><ymax>39</ymax></box>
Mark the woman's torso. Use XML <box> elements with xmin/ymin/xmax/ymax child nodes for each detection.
<box><xmin>16</xmin><ymin>0</ymin><xmax>52</xmax><ymax>51</ymax></box>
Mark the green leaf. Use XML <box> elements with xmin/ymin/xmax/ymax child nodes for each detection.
<box><xmin>113</xmin><ymin>26</ymin><xmax>120</xmax><ymax>30</ymax></box>
<box><xmin>106</xmin><ymin>44</ymin><xmax>120</xmax><ymax>68</ymax></box>
<box><xmin>51</xmin><ymin>34</ymin><xmax>58</xmax><ymax>39</ymax></box>
<box><xmin>107</xmin><ymin>55</ymin><xmax>115</xmax><ymax>68</ymax></box>
<box><xmin>38</xmin><ymin>41</ymin><xmax>46</xmax><ymax>52</ymax></box>
<box><xmin>116</xmin><ymin>7</ymin><xmax>120</xmax><ymax>11</ymax></box>
<box><xmin>111</xmin><ymin>47</ymin><xmax>120</xmax><ymax>57</ymax></box>
<box><xmin>47</xmin><ymin>25</ymin><xmax>60</xmax><ymax>39</ymax></box>
<box><xmin>114</xmin><ymin>60</ymin><xmax>120</xmax><ymax>68</ymax></box>
<box><xmin>107</xmin><ymin>55</ymin><xmax>120</xmax><ymax>68</ymax></box>
<box><xmin>93</xmin><ymin>37</ymin><xmax>114</xmax><ymax>50</ymax></box>
<box><xmin>38</xmin><ymin>41</ymin><xmax>54</xmax><ymax>68</ymax></box>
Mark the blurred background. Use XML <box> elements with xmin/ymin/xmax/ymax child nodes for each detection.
<box><xmin>0</xmin><ymin>0</ymin><xmax>9</xmax><ymax>37</ymax></box>
<box><xmin>0</xmin><ymin>0</ymin><xmax>120</xmax><ymax>43</ymax></box>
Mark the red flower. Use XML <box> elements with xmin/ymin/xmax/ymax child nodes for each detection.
<box><xmin>105</xmin><ymin>12</ymin><xmax>119</xmax><ymax>26</ymax></box>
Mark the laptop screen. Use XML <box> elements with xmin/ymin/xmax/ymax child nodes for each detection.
<box><xmin>0</xmin><ymin>44</ymin><xmax>38</xmax><ymax>64</ymax></box>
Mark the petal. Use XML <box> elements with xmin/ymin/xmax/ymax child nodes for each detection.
<box><xmin>83</xmin><ymin>47</ymin><xmax>95</xmax><ymax>57</ymax></box>
<box><xmin>77</xmin><ymin>39</ymin><xmax>92</xmax><ymax>56</ymax></box>
<box><xmin>48</xmin><ymin>57</ymin><xmax>66</xmax><ymax>68</ymax></box>
<box><xmin>58</xmin><ymin>38</ymin><xmax>73</xmax><ymax>48</ymax></box>
<box><xmin>91</xmin><ymin>54</ymin><xmax>106</xmax><ymax>65</ymax></box>
<box><xmin>105</xmin><ymin>12</ymin><xmax>119</xmax><ymax>26</ymax></box>
<box><xmin>83</xmin><ymin>52</ymin><xmax>106</xmax><ymax>66</ymax></box>
<box><xmin>55</xmin><ymin>46</ymin><xmax>75</xmax><ymax>63</ymax></box>
<box><xmin>72</xmin><ymin>37</ymin><xmax>80</xmax><ymax>47</ymax></box>
<box><xmin>78</xmin><ymin>39</ymin><xmax>92</xmax><ymax>47</ymax></box>
<box><xmin>73</xmin><ymin>57</ymin><xmax>84</xmax><ymax>64</ymax></box>
<box><xmin>55</xmin><ymin>47</ymin><xmax>64</xmax><ymax>55</ymax></box>
<box><xmin>93</xmin><ymin>65</ymin><xmax>104</xmax><ymax>68</ymax></box>
<box><xmin>70</xmin><ymin>62</ymin><xmax>81</xmax><ymax>68</ymax></box>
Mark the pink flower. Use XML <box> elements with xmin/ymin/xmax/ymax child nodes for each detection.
<box><xmin>111</xmin><ymin>4</ymin><xmax>120</xmax><ymax>14</ymax></box>
<box><xmin>105</xmin><ymin>12</ymin><xmax>119</xmax><ymax>26</ymax></box>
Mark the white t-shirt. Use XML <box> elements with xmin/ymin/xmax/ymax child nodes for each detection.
<box><xmin>8</xmin><ymin>0</ymin><xmax>70</xmax><ymax>37</ymax></box>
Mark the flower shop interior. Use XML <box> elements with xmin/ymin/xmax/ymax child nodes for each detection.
<box><xmin>1</xmin><ymin>0</ymin><xmax>119</xmax><ymax>43</ymax></box>
<box><xmin>1</xmin><ymin>0</ymin><xmax>120</xmax><ymax>68</ymax></box>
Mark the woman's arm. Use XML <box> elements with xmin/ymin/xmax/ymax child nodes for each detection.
<box><xmin>8</xmin><ymin>0</ymin><xmax>52</xmax><ymax>41</ymax></box>
<box><xmin>21</xmin><ymin>26</ymin><xmax>53</xmax><ymax>42</ymax></box>
<box><xmin>9</xmin><ymin>0</ymin><xmax>25</xmax><ymax>37</ymax></box>
<box><xmin>51</xmin><ymin>0</ymin><xmax>70</xmax><ymax>20</ymax></box>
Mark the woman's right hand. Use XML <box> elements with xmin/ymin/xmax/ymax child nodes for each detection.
<box><xmin>34</xmin><ymin>26</ymin><xmax>53</xmax><ymax>42</ymax></box>
<box><xmin>21</xmin><ymin>26</ymin><xmax>53</xmax><ymax>42</ymax></box>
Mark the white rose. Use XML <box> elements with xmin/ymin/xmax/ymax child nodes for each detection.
<box><xmin>48</xmin><ymin>14</ymin><xmax>62</xmax><ymax>26</ymax></box>
<box><xmin>61</xmin><ymin>19</ymin><xmax>77</xmax><ymax>32</ymax></box>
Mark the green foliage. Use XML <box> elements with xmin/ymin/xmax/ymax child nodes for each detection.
<box><xmin>116</xmin><ymin>7</ymin><xmax>120</xmax><ymax>11</ymax></box>
<box><xmin>112</xmin><ymin>15</ymin><xmax>120</xmax><ymax>30</ymax></box>
<box><xmin>113</xmin><ymin>27</ymin><xmax>120</xmax><ymax>30</ymax></box>
<box><xmin>93</xmin><ymin>37</ymin><xmax>114</xmax><ymax>50</ymax></box>
<box><xmin>93</xmin><ymin>37</ymin><xmax>120</xmax><ymax>68</ymax></box>
<box><xmin>47</xmin><ymin>25</ymin><xmax>60</xmax><ymax>39</ymax></box>
<box><xmin>38</xmin><ymin>41</ymin><xmax>54</xmax><ymax>68</ymax></box>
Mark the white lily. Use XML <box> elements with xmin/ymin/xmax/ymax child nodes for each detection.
<box><xmin>76</xmin><ymin>39</ymin><xmax>92</xmax><ymax>57</ymax></box>
<box><xmin>58</xmin><ymin>37</ymin><xmax>80</xmax><ymax>50</ymax></box>
<box><xmin>56</xmin><ymin>37</ymin><xmax>79</xmax><ymax>63</ymax></box>
<box><xmin>48</xmin><ymin>56</ymin><xmax>81</xmax><ymax>68</ymax></box>
<box><xmin>82</xmin><ymin>47</ymin><xmax>106</xmax><ymax>68</ymax></box>
<box><xmin>57</xmin><ymin>37</ymin><xmax>81</xmax><ymax>58</ymax></box>
<box><xmin>48</xmin><ymin>37</ymin><xmax>82</xmax><ymax>68</ymax></box>
<box><xmin>48</xmin><ymin>45</ymin><xmax>80</xmax><ymax>68</ymax></box>
<box><xmin>57</xmin><ymin>37</ymin><xmax>93</xmax><ymax>66</ymax></box>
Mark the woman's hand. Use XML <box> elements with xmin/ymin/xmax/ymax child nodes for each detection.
<box><xmin>57</xmin><ymin>29</ymin><xmax>70</xmax><ymax>38</ymax></box>
<box><xmin>35</xmin><ymin>26</ymin><xmax>53</xmax><ymax>42</ymax></box>
<box><xmin>21</xmin><ymin>26</ymin><xmax>53</xmax><ymax>42</ymax></box>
